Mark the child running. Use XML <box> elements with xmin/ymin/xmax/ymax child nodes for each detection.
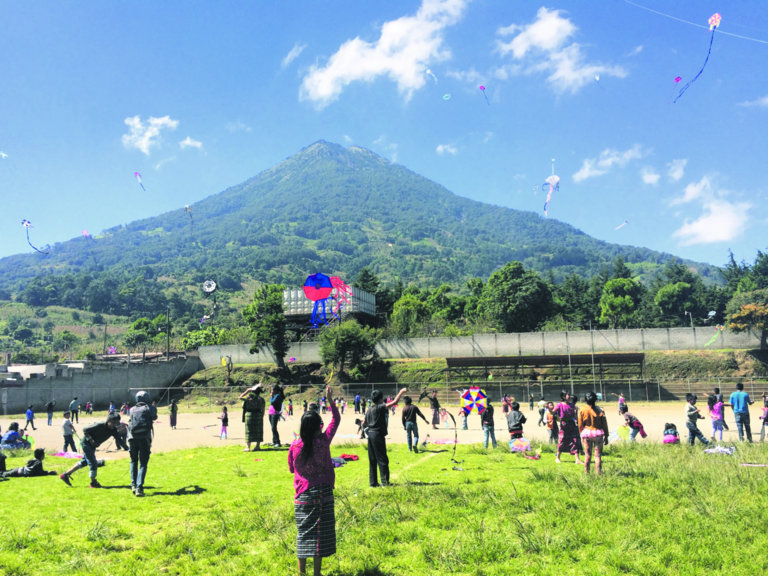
<box><xmin>60</xmin><ymin>413</ymin><xmax>122</xmax><ymax>488</ymax></box>
<box><xmin>685</xmin><ymin>394</ymin><xmax>710</xmax><ymax>446</ymax></box>
<box><xmin>219</xmin><ymin>407</ymin><xmax>229</xmax><ymax>439</ymax></box>
<box><xmin>288</xmin><ymin>386</ymin><xmax>339</xmax><ymax>576</ymax></box>
<box><xmin>577</xmin><ymin>391</ymin><xmax>609</xmax><ymax>475</ymax></box>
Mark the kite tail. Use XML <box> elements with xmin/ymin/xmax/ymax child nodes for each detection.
<box><xmin>140</xmin><ymin>183</ymin><xmax>146</xmax><ymax>191</ymax></box>
<box><xmin>483</xmin><ymin>92</ymin><xmax>490</xmax><ymax>105</ymax></box>
<box><xmin>26</xmin><ymin>228</ymin><xmax>48</xmax><ymax>255</ymax></box>
<box><xmin>674</xmin><ymin>29</ymin><xmax>715</xmax><ymax>103</ymax></box>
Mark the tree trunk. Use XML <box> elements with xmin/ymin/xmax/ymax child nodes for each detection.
<box><xmin>276</xmin><ymin>355</ymin><xmax>285</xmax><ymax>369</ymax></box>
<box><xmin>762</xmin><ymin>328</ymin><xmax>767</xmax><ymax>351</ymax></box>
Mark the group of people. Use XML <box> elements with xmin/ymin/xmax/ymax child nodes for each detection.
<box><xmin>0</xmin><ymin>391</ymin><xmax>157</xmax><ymax>496</ymax></box>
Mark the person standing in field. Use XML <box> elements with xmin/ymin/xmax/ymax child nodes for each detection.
<box><xmin>401</xmin><ymin>396</ymin><xmax>429</xmax><ymax>452</ymax></box>
<box><xmin>239</xmin><ymin>385</ymin><xmax>265</xmax><ymax>452</ymax></box>
<box><xmin>69</xmin><ymin>397</ymin><xmax>80</xmax><ymax>424</ymax></box>
<box><xmin>127</xmin><ymin>391</ymin><xmax>157</xmax><ymax>497</ymax></box>
<box><xmin>429</xmin><ymin>390</ymin><xmax>441</xmax><ymax>430</ymax></box>
<box><xmin>729</xmin><ymin>383</ymin><xmax>754</xmax><ymax>443</ymax></box>
<box><xmin>611</xmin><ymin>392</ymin><xmax>626</xmax><ymax>416</ymax></box>
<box><xmin>545</xmin><ymin>402</ymin><xmax>559</xmax><ymax>444</ymax></box>
<box><xmin>506</xmin><ymin>402</ymin><xmax>527</xmax><ymax>441</ymax></box>
<box><xmin>169</xmin><ymin>399</ymin><xmax>178</xmax><ymax>430</ymax></box>
<box><xmin>554</xmin><ymin>391</ymin><xmax>583</xmax><ymax>465</ymax></box>
<box><xmin>288</xmin><ymin>398</ymin><xmax>293</xmax><ymax>416</ymax></box>
<box><xmin>537</xmin><ymin>397</ymin><xmax>546</xmax><ymax>426</ymax></box>
<box><xmin>703</xmin><ymin>387</ymin><xmax>729</xmax><ymax>431</ymax></box>
<box><xmin>288</xmin><ymin>386</ymin><xmax>339</xmax><ymax>576</ymax></box>
<box><xmin>45</xmin><ymin>400</ymin><xmax>56</xmax><ymax>426</ymax></box>
<box><xmin>24</xmin><ymin>405</ymin><xmax>36</xmax><ymax>431</ymax></box>
<box><xmin>354</xmin><ymin>393</ymin><xmax>361</xmax><ymax>414</ymax></box>
<box><xmin>481</xmin><ymin>398</ymin><xmax>497</xmax><ymax>449</ymax></box>
<box><xmin>62</xmin><ymin>411</ymin><xmax>77</xmax><ymax>453</ymax></box>
<box><xmin>708</xmin><ymin>395</ymin><xmax>725</xmax><ymax>442</ymax></box>
<box><xmin>364</xmin><ymin>388</ymin><xmax>407</xmax><ymax>487</ymax></box>
<box><xmin>219</xmin><ymin>406</ymin><xmax>228</xmax><ymax>440</ymax></box>
<box><xmin>759</xmin><ymin>393</ymin><xmax>768</xmax><ymax>442</ymax></box>
<box><xmin>268</xmin><ymin>384</ymin><xmax>286</xmax><ymax>447</ymax></box>
<box><xmin>685</xmin><ymin>394</ymin><xmax>710</xmax><ymax>447</ymax></box>
<box><xmin>528</xmin><ymin>394</ymin><xmax>534</xmax><ymax>412</ymax></box>
<box><xmin>578</xmin><ymin>391</ymin><xmax>609</xmax><ymax>475</ymax></box>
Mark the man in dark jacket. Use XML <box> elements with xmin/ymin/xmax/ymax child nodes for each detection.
<box><xmin>45</xmin><ymin>400</ymin><xmax>56</xmax><ymax>426</ymax></box>
<box><xmin>268</xmin><ymin>385</ymin><xmax>285</xmax><ymax>447</ymax></box>
<box><xmin>401</xmin><ymin>396</ymin><xmax>429</xmax><ymax>453</ymax></box>
<box><xmin>60</xmin><ymin>413</ymin><xmax>121</xmax><ymax>488</ymax></box>
<box><xmin>364</xmin><ymin>388</ymin><xmax>407</xmax><ymax>487</ymax></box>
<box><xmin>1</xmin><ymin>448</ymin><xmax>57</xmax><ymax>478</ymax></box>
<box><xmin>128</xmin><ymin>391</ymin><xmax>158</xmax><ymax>497</ymax></box>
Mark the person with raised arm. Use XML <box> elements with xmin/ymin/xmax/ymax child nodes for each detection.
<box><xmin>364</xmin><ymin>387</ymin><xmax>407</xmax><ymax>487</ymax></box>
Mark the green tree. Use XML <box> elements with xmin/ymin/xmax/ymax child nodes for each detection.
<box><xmin>353</xmin><ymin>267</ymin><xmax>381</xmax><ymax>295</ymax></box>
<box><xmin>611</xmin><ymin>255</ymin><xmax>633</xmax><ymax>280</ymax></box>
<box><xmin>242</xmin><ymin>284</ymin><xmax>288</xmax><ymax>368</ymax></box>
<box><xmin>181</xmin><ymin>326</ymin><xmax>224</xmax><ymax>351</ymax></box>
<box><xmin>654</xmin><ymin>282</ymin><xmax>694</xmax><ymax>321</ymax></box>
<box><xmin>318</xmin><ymin>320</ymin><xmax>378</xmax><ymax>375</ymax></box>
<box><xmin>600</xmin><ymin>278</ymin><xmax>643</xmax><ymax>329</ymax></box>
<box><xmin>726</xmin><ymin>288</ymin><xmax>768</xmax><ymax>350</ymax></box>
<box><xmin>53</xmin><ymin>330</ymin><xmax>80</xmax><ymax>352</ymax></box>
<box><xmin>389</xmin><ymin>293</ymin><xmax>429</xmax><ymax>337</ymax></box>
<box><xmin>478</xmin><ymin>262</ymin><xmax>554</xmax><ymax>332</ymax></box>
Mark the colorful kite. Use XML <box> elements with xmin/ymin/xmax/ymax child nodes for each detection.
<box><xmin>704</xmin><ymin>324</ymin><xmax>725</xmax><ymax>346</ymax></box>
<box><xmin>330</xmin><ymin>276</ymin><xmax>353</xmax><ymax>317</ymax></box>
<box><xmin>108</xmin><ymin>346</ymin><xmax>116</xmax><ymax>354</ymax></box>
<box><xmin>479</xmin><ymin>85</ymin><xmax>489</xmax><ymax>105</ymax></box>
<box><xmin>82</xmin><ymin>230</ymin><xmax>91</xmax><ymax>239</ymax></box>
<box><xmin>542</xmin><ymin>175</ymin><xmax>560</xmax><ymax>217</ymax></box>
<box><xmin>443</xmin><ymin>94</ymin><xmax>451</xmax><ymax>100</ymax></box>
<box><xmin>509</xmin><ymin>437</ymin><xmax>531</xmax><ymax>452</ymax></box>
<box><xmin>21</xmin><ymin>220</ymin><xmax>48</xmax><ymax>254</ymax></box>
<box><xmin>667</xmin><ymin>76</ymin><xmax>682</xmax><ymax>104</ymax></box>
<box><xmin>460</xmin><ymin>387</ymin><xmax>487</xmax><ymax>415</ymax></box>
<box><xmin>134</xmin><ymin>172</ymin><xmax>146</xmax><ymax>191</ymax></box>
<box><xmin>609</xmin><ymin>425</ymin><xmax>630</xmax><ymax>443</ymax></box>
<box><xmin>303</xmin><ymin>273</ymin><xmax>334</xmax><ymax>328</ymax></box>
<box><xmin>426</xmin><ymin>69</ymin><xmax>438</xmax><ymax>84</ymax></box>
<box><xmin>615</xmin><ymin>220</ymin><xmax>628</xmax><ymax>230</ymax></box>
<box><xmin>289</xmin><ymin>357</ymin><xmax>296</xmax><ymax>363</ymax></box>
<box><xmin>674</xmin><ymin>14</ymin><xmax>720</xmax><ymax>103</ymax></box>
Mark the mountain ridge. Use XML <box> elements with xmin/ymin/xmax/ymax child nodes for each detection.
<box><xmin>0</xmin><ymin>140</ymin><xmax>719</xmax><ymax>292</ymax></box>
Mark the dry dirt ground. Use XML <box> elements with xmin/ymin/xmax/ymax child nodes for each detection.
<box><xmin>5</xmin><ymin>400</ymin><xmax>765</xmax><ymax>460</ymax></box>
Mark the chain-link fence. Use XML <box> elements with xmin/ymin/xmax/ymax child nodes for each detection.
<box><xmin>125</xmin><ymin>376</ymin><xmax>768</xmax><ymax>413</ymax></box>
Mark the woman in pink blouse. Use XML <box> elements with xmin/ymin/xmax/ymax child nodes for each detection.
<box><xmin>288</xmin><ymin>385</ymin><xmax>339</xmax><ymax>576</ymax></box>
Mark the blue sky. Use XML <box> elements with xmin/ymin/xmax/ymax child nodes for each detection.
<box><xmin>1</xmin><ymin>0</ymin><xmax>766</xmax><ymax>267</ymax></box>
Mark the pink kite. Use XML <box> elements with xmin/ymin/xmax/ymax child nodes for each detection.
<box><xmin>53</xmin><ymin>451</ymin><xmax>83</xmax><ymax>459</ymax></box>
<box><xmin>479</xmin><ymin>85</ymin><xmax>489</xmax><ymax>105</ymax></box>
<box><xmin>330</xmin><ymin>276</ymin><xmax>353</xmax><ymax>317</ymax></box>
<box><xmin>134</xmin><ymin>172</ymin><xmax>146</xmax><ymax>191</ymax></box>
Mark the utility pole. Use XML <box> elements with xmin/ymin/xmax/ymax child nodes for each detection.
<box><xmin>166</xmin><ymin>306</ymin><xmax>171</xmax><ymax>362</ymax></box>
<box><xmin>102</xmin><ymin>323</ymin><xmax>108</xmax><ymax>356</ymax></box>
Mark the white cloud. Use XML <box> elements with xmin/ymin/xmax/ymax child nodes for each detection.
<box><xmin>154</xmin><ymin>156</ymin><xmax>177</xmax><ymax>171</ymax></box>
<box><xmin>225</xmin><ymin>120</ymin><xmax>251</xmax><ymax>133</ymax></box>
<box><xmin>281</xmin><ymin>42</ymin><xmax>307</xmax><ymax>69</ymax></box>
<box><xmin>179</xmin><ymin>136</ymin><xmax>203</xmax><ymax>150</ymax></box>
<box><xmin>372</xmin><ymin>135</ymin><xmax>399</xmax><ymax>162</ymax></box>
<box><xmin>641</xmin><ymin>167</ymin><xmax>660</xmax><ymax>185</ymax></box>
<box><xmin>672</xmin><ymin>199</ymin><xmax>751</xmax><ymax>245</ymax></box>
<box><xmin>572</xmin><ymin>144</ymin><xmax>647</xmax><ymax>182</ymax></box>
<box><xmin>121</xmin><ymin>115</ymin><xmax>179</xmax><ymax>155</ymax></box>
<box><xmin>667</xmin><ymin>158</ymin><xmax>687</xmax><ymax>181</ymax></box>
<box><xmin>513</xmin><ymin>173</ymin><xmax>526</xmax><ymax>180</ymax></box>
<box><xmin>495</xmin><ymin>8</ymin><xmax>627</xmax><ymax>94</ymax></box>
<box><xmin>343</xmin><ymin>134</ymin><xmax>353</xmax><ymax>144</ymax></box>
<box><xmin>738</xmin><ymin>95</ymin><xmax>768</xmax><ymax>107</ymax></box>
<box><xmin>628</xmin><ymin>45</ymin><xmax>643</xmax><ymax>56</ymax></box>
<box><xmin>446</xmin><ymin>67</ymin><xmax>483</xmax><ymax>84</ymax></box>
<box><xmin>483</xmin><ymin>132</ymin><xmax>494</xmax><ymax>143</ymax></box>
<box><xmin>670</xmin><ymin>176</ymin><xmax>711</xmax><ymax>205</ymax></box>
<box><xmin>300</xmin><ymin>0</ymin><xmax>467</xmax><ymax>108</ymax></box>
<box><xmin>436</xmin><ymin>144</ymin><xmax>457</xmax><ymax>155</ymax></box>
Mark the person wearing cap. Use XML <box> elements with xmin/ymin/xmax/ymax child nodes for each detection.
<box><xmin>60</xmin><ymin>412</ymin><xmax>122</xmax><ymax>488</ymax></box>
<box><xmin>127</xmin><ymin>391</ymin><xmax>158</xmax><ymax>497</ymax></box>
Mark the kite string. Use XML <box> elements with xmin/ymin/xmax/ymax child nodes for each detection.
<box><xmin>26</xmin><ymin>227</ymin><xmax>48</xmax><ymax>255</ymax></box>
<box><xmin>674</xmin><ymin>30</ymin><xmax>715</xmax><ymax>103</ymax></box>
<box><xmin>623</xmin><ymin>0</ymin><xmax>768</xmax><ymax>44</ymax></box>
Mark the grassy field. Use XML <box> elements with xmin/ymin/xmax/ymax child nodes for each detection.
<box><xmin>1</xmin><ymin>438</ymin><xmax>768</xmax><ymax>575</ymax></box>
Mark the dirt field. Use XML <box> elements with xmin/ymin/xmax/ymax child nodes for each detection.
<box><xmin>4</xmin><ymin>400</ymin><xmax>765</xmax><ymax>460</ymax></box>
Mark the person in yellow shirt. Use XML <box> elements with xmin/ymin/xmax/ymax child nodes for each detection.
<box><xmin>577</xmin><ymin>391</ymin><xmax>609</xmax><ymax>475</ymax></box>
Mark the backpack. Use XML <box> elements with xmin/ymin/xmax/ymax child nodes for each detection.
<box><xmin>129</xmin><ymin>404</ymin><xmax>154</xmax><ymax>437</ymax></box>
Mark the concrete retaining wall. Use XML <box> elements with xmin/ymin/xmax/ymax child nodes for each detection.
<box><xmin>1</xmin><ymin>357</ymin><xmax>200</xmax><ymax>416</ymax></box>
<box><xmin>198</xmin><ymin>327</ymin><xmax>762</xmax><ymax>368</ymax></box>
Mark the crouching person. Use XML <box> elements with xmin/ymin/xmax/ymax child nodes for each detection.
<box><xmin>2</xmin><ymin>448</ymin><xmax>58</xmax><ymax>478</ymax></box>
<box><xmin>128</xmin><ymin>391</ymin><xmax>157</xmax><ymax>497</ymax></box>
<box><xmin>60</xmin><ymin>413</ymin><xmax>121</xmax><ymax>488</ymax></box>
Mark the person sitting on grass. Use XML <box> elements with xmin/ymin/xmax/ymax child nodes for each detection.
<box><xmin>545</xmin><ymin>402</ymin><xmax>559</xmax><ymax>444</ymax></box>
<box><xmin>663</xmin><ymin>423</ymin><xmax>680</xmax><ymax>444</ymax></box>
<box><xmin>578</xmin><ymin>392</ymin><xmax>609</xmax><ymax>475</ymax></box>
<box><xmin>553</xmin><ymin>392</ymin><xmax>583</xmax><ymax>465</ymax></box>
<box><xmin>239</xmin><ymin>385</ymin><xmax>265</xmax><ymax>452</ymax></box>
<box><xmin>685</xmin><ymin>394</ymin><xmax>710</xmax><ymax>447</ymax></box>
<box><xmin>401</xmin><ymin>395</ymin><xmax>429</xmax><ymax>453</ymax></box>
<box><xmin>288</xmin><ymin>385</ymin><xmax>340</xmax><ymax>576</ymax></box>
<box><xmin>1</xmin><ymin>423</ymin><xmax>31</xmax><ymax>450</ymax></box>
<box><xmin>481</xmin><ymin>398</ymin><xmax>497</xmax><ymax>449</ymax></box>
<box><xmin>506</xmin><ymin>402</ymin><xmax>527</xmax><ymax>441</ymax></box>
<box><xmin>60</xmin><ymin>412</ymin><xmax>122</xmax><ymax>488</ymax></box>
<box><xmin>620</xmin><ymin>405</ymin><xmax>647</xmax><ymax>441</ymax></box>
<box><xmin>1</xmin><ymin>448</ymin><xmax>57</xmax><ymax>478</ymax></box>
